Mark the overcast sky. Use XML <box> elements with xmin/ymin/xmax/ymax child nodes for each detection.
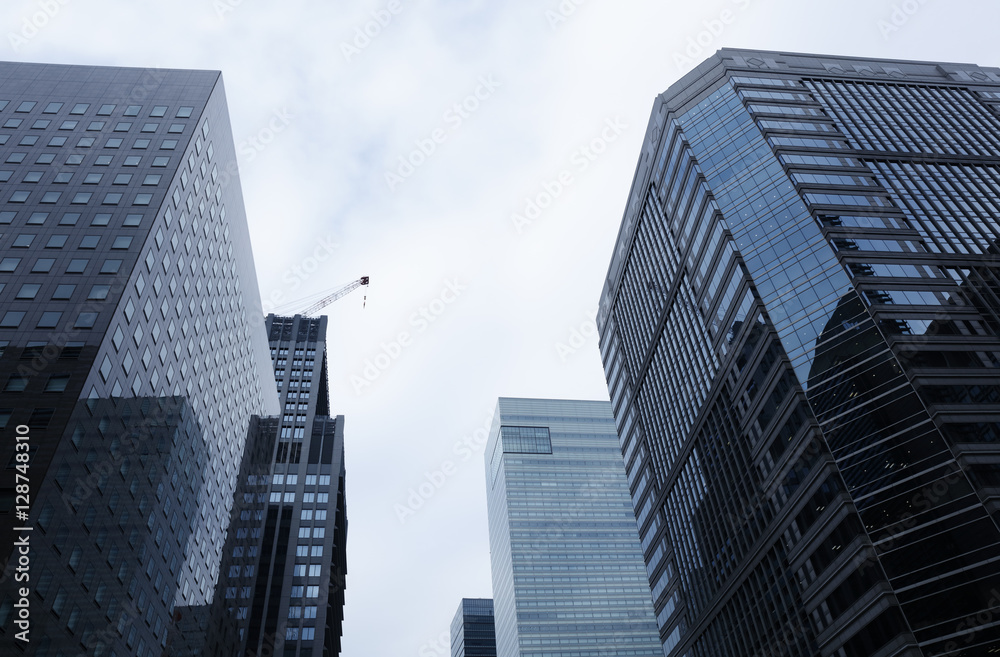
<box><xmin>5</xmin><ymin>0</ymin><xmax>999</xmax><ymax>654</ymax></box>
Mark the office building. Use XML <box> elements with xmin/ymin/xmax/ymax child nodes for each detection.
<box><xmin>0</xmin><ymin>61</ymin><xmax>279</xmax><ymax>655</ymax></box>
<box><xmin>598</xmin><ymin>49</ymin><xmax>1000</xmax><ymax>656</ymax></box>
<box><xmin>451</xmin><ymin>598</ymin><xmax>496</xmax><ymax>657</ymax></box>
<box><xmin>210</xmin><ymin>313</ymin><xmax>346</xmax><ymax>657</ymax></box>
<box><xmin>484</xmin><ymin>397</ymin><xmax>661</xmax><ymax>657</ymax></box>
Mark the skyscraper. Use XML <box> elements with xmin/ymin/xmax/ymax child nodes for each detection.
<box><xmin>598</xmin><ymin>49</ymin><xmax>1000</xmax><ymax>656</ymax></box>
<box><xmin>211</xmin><ymin>313</ymin><xmax>346</xmax><ymax>657</ymax></box>
<box><xmin>484</xmin><ymin>397</ymin><xmax>661</xmax><ymax>657</ymax></box>
<box><xmin>451</xmin><ymin>598</ymin><xmax>496</xmax><ymax>657</ymax></box>
<box><xmin>0</xmin><ymin>61</ymin><xmax>279</xmax><ymax>655</ymax></box>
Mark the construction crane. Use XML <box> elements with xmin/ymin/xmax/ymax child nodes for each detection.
<box><xmin>298</xmin><ymin>276</ymin><xmax>369</xmax><ymax>316</ymax></box>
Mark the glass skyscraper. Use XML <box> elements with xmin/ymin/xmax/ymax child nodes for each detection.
<box><xmin>0</xmin><ymin>61</ymin><xmax>280</xmax><ymax>655</ymax></box>
<box><xmin>484</xmin><ymin>397</ymin><xmax>661</xmax><ymax>657</ymax></box>
<box><xmin>451</xmin><ymin>598</ymin><xmax>496</xmax><ymax>657</ymax></box>
<box><xmin>598</xmin><ymin>49</ymin><xmax>1000</xmax><ymax>656</ymax></box>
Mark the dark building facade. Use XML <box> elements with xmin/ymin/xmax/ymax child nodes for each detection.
<box><xmin>450</xmin><ymin>598</ymin><xmax>496</xmax><ymax>657</ymax></box>
<box><xmin>210</xmin><ymin>313</ymin><xmax>347</xmax><ymax>657</ymax></box>
<box><xmin>598</xmin><ymin>50</ymin><xmax>1000</xmax><ymax>657</ymax></box>
<box><xmin>485</xmin><ymin>398</ymin><xmax>661</xmax><ymax>657</ymax></box>
<box><xmin>0</xmin><ymin>62</ymin><xmax>280</xmax><ymax>655</ymax></box>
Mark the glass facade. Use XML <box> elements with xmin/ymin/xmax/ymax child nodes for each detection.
<box><xmin>599</xmin><ymin>49</ymin><xmax>1000</xmax><ymax>657</ymax></box>
<box><xmin>0</xmin><ymin>62</ymin><xmax>280</xmax><ymax>655</ymax></box>
<box><xmin>485</xmin><ymin>398</ymin><xmax>662</xmax><ymax>657</ymax></box>
<box><xmin>451</xmin><ymin>598</ymin><xmax>497</xmax><ymax>657</ymax></box>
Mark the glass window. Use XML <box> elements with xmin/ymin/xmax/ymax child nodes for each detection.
<box><xmin>15</xmin><ymin>284</ymin><xmax>40</xmax><ymax>299</ymax></box>
<box><xmin>65</xmin><ymin>154</ymin><xmax>83</xmax><ymax>165</ymax></box>
<box><xmin>31</xmin><ymin>259</ymin><xmax>53</xmax><ymax>273</ymax></box>
<box><xmin>45</xmin><ymin>235</ymin><xmax>67</xmax><ymax>248</ymax></box>
<box><xmin>0</xmin><ymin>312</ymin><xmax>25</xmax><ymax>329</ymax></box>
<box><xmin>66</xmin><ymin>259</ymin><xmax>88</xmax><ymax>274</ymax></box>
<box><xmin>150</xmin><ymin>106</ymin><xmax>167</xmax><ymax>117</ymax></box>
<box><xmin>123</xmin><ymin>155</ymin><xmax>140</xmax><ymax>166</ymax></box>
<box><xmin>9</xmin><ymin>191</ymin><xmax>29</xmax><ymax>202</ymax></box>
<box><xmin>59</xmin><ymin>120</ymin><xmax>78</xmax><ymax>130</ymax></box>
<box><xmin>71</xmin><ymin>193</ymin><xmax>92</xmax><ymax>204</ymax></box>
<box><xmin>160</xmin><ymin>139</ymin><xmax>177</xmax><ymax>150</ymax></box>
<box><xmin>152</xmin><ymin>156</ymin><xmax>169</xmax><ymax>167</ymax></box>
<box><xmin>0</xmin><ymin>257</ymin><xmax>20</xmax><ymax>272</ymax></box>
<box><xmin>86</xmin><ymin>121</ymin><xmax>104</xmax><ymax>131</ymax></box>
<box><xmin>114</xmin><ymin>174</ymin><xmax>132</xmax><ymax>185</ymax></box>
<box><xmin>11</xmin><ymin>234</ymin><xmax>34</xmax><ymax>248</ymax></box>
<box><xmin>104</xmin><ymin>138</ymin><xmax>123</xmax><ymax>148</ymax></box>
<box><xmin>143</xmin><ymin>174</ymin><xmax>161</xmax><ymax>185</ymax></box>
<box><xmin>97</xmin><ymin>104</ymin><xmax>115</xmax><ymax>116</ymax></box>
<box><xmin>91</xmin><ymin>213</ymin><xmax>111</xmax><ymax>226</ymax></box>
<box><xmin>112</xmin><ymin>236</ymin><xmax>132</xmax><ymax>250</ymax></box>
<box><xmin>123</xmin><ymin>214</ymin><xmax>142</xmax><ymax>227</ymax></box>
<box><xmin>102</xmin><ymin>193</ymin><xmax>122</xmax><ymax>205</ymax></box>
<box><xmin>88</xmin><ymin>285</ymin><xmax>110</xmax><ymax>300</ymax></box>
<box><xmin>79</xmin><ymin>236</ymin><xmax>99</xmax><ymax>249</ymax></box>
<box><xmin>30</xmin><ymin>119</ymin><xmax>50</xmax><ymax>129</ymax></box>
<box><xmin>43</xmin><ymin>102</ymin><xmax>63</xmax><ymax>114</ymax></box>
<box><xmin>124</xmin><ymin>105</ymin><xmax>141</xmax><ymax>116</ymax></box>
<box><xmin>60</xmin><ymin>213</ymin><xmax>79</xmax><ymax>225</ymax></box>
<box><xmin>168</xmin><ymin>123</ymin><xmax>184</xmax><ymax>134</ymax></box>
<box><xmin>52</xmin><ymin>284</ymin><xmax>75</xmax><ymax>299</ymax></box>
<box><xmin>47</xmin><ymin>136</ymin><xmax>67</xmax><ymax>147</ymax></box>
<box><xmin>76</xmin><ymin>137</ymin><xmax>95</xmax><ymax>148</ymax></box>
<box><xmin>113</xmin><ymin>122</ymin><xmax>131</xmax><ymax>132</ymax></box>
<box><xmin>75</xmin><ymin>313</ymin><xmax>98</xmax><ymax>329</ymax></box>
<box><xmin>133</xmin><ymin>193</ymin><xmax>152</xmax><ymax>206</ymax></box>
<box><xmin>176</xmin><ymin>107</ymin><xmax>193</xmax><ymax>118</ymax></box>
<box><xmin>53</xmin><ymin>172</ymin><xmax>72</xmax><ymax>183</ymax></box>
<box><xmin>132</xmin><ymin>138</ymin><xmax>149</xmax><ymax>149</ymax></box>
<box><xmin>70</xmin><ymin>103</ymin><xmax>88</xmax><ymax>115</ymax></box>
<box><xmin>5</xmin><ymin>153</ymin><xmax>25</xmax><ymax>163</ymax></box>
<box><xmin>37</xmin><ymin>312</ymin><xmax>62</xmax><ymax>329</ymax></box>
<box><xmin>100</xmin><ymin>260</ymin><xmax>122</xmax><ymax>274</ymax></box>
<box><xmin>3</xmin><ymin>119</ymin><xmax>22</xmax><ymax>128</ymax></box>
<box><xmin>94</xmin><ymin>155</ymin><xmax>112</xmax><ymax>165</ymax></box>
<box><xmin>15</xmin><ymin>101</ymin><xmax>35</xmax><ymax>113</ymax></box>
<box><xmin>40</xmin><ymin>192</ymin><xmax>60</xmax><ymax>203</ymax></box>
<box><xmin>19</xmin><ymin>135</ymin><xmax>38</xmax><ymax>146</ymax></box>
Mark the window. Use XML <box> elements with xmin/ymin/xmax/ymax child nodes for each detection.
<box><xmin>47</xmin><ymin>136</ymin><xmax>67</xmax><ymax>147</ymax></box>
<box><xmin>301</xmin><ymin>628</ymin><xmax>315</xmax><ymax>641</ymax></box>
<box><xmin>288</xmin><ymin>606</ymin><xmax>302</xmax><ymax>619</ymax></box>
<box><xmin>104</xmin><ymin>138</ymin><xmax>123</xmax><ymax>148</ymax></box>
<box><xmin>143</xmin><ymin>174</ymin><xmax>161</xmax><ymax>185</ymax></box>
<box><xmin>176</xmin><ymin>107</ymin><xmax>193</xmax><ymax>118</ymax></box>
<box><xmin>79</xmin><ymin>235</ymin><xmax>99</xmax><ymax>249</ymax></box>
<box><xmin>66</xmin><ymin>259</ymin><xmax>88</xmax><ymax>274</ymax></box>
<box><xmin>285</xmin><ymin>628</ymin><xmax>299</xmax><ymax>641</ymax></box>
<box><xmin>308</xmin><ymin>565</ymin><xmax>321</xmax><ymax>577</ymax></box>
<box><xmin>152</xmin><ymin>156</ymin><xmax>169</xmax><ymax>167</ymax></box>
<box><xmin>3</xmin><ymin>119</ymin><xmax>22</xmax><ymax>128</ymax></box>
<box><xmin>133</xmin><ymin>193</ymin><xmax>152</xmax><ymax>205</ymax></box>
<box><xmin>91</xmin><ymin>213</ymin><xmax>111</xmax><ymax>226</ymax></box>
<box><xmin>45</xmin><ymin>375</ymin><xmax>70</xmax><ymax>392</ymax></box>
<box><xmin>54</xmin><ymin>172</ymin><xmax>72</xmax><ymax>183</ymax></box>
<box><xmin>112</xmin><ymin>236</ymin><xmax>132</xmax><ymax>250</ymax></box>
<box><xmin>46</xmin><ymin>235</ymin><xmax>67</xmax><ymax>248</ymax></box>
<box><xmin>100</xmin><ymin>260</ymin><xmax>121</xmax><ymax>274</ymax></box>
<box><xmin>37</xmin><ymin>312</ymin><xmax>61</xmax><ymax>329</ymax></box>
<box><xmin>16</xmin><ymin>284</ymin><xmax>40</xmax><ymax>299</ymax></box>
<box><xmin>310</xmin><ymin>546</ymin><xmax>322</xmax><ymax>557</ymax></box>
<box><xmin>30</xmin><ymin>119</ymin><xmax>50</xmax><ymax>129</ymax></box>
<box><xmin>97</xmin><ymin>104</ymin><xmax>115</xmax><ymax>116</ymax></box>
<box><xmin>31</xmin><ymin>258</ymin><xmax>54</xmax><ymax>273</ymax></box>
<box><xmin>306</xmin><ymin>586</ymin><xmax>319</xmax><ymax>598</ymax></box>
<box><xmin>0</xmin><ymin>313</ymin><xmax>25</xmax><ymax>329</ymax></box>
<box><xmin>71</xmin><ymin>192</ymin><xmax>92</xmax><ymax>204</ymax></box>
<box><xmin>168</xmin><ymin>123</ymin><xmax>185</xmax><ymax>133</ymax></box>
<box><xmin>88</xmin><ymin>285</ymin><xmax>110</xmax><ymax>300</ymax></box>
<box><xmin>102</xmin><ymin>193</ymin><xmax>122</xmax><ymax>205</ymax></box>
<box><xmin>65</xmin><ymin>154</ymin><xmax>83</xmax><ymax>165</ymax></box>
<box><xmin>9</xmin><ymin>191</ymin><xmax>28</xmax><ymax>202</ymax></box>
<box><xmin>40</xmin><ymin>191</ymin><xmax>61</xmax><ymax>203</ymax></box>
<box><xmin>43</xmin><ymin>102</ymin><xmax>63</xmax><ymax>113</ymax></box>
<box><xmin>19</xmin><ymin>135</ymin><xmax>38</xmax><ymax>146</ymax></box>
<box><xmin>132</xmin><ymin>138</ymin><xmax>149</xmax><ymax>149</ymax></box>
<box><xmin>123</xmin><ymin>155</ymin><xmax>140</xmax><ymax>166</ymax></box>
<box><xmin>22</xmin><ymin>170</ymin><xmax>42</xmax><ymax>182</ymax></box>
<box><xmin>95</xmin><ymin>155</ymin><xmax>112</xmax><ymax>165</ymax></box>
<box><xmin>290</xmin><ymin>585</ymin><xmax>304</xmax><ymax>598</ymax></box>
<box><xmin>160</xmin><ymin>139</ymin><xmax>177</xmax><ymax>150</ymax></box>
<box><xmin>60</xmin><ymin>212</ymin><xmax>80</xmax><ymax>225</ymax></box>
<box><xmin>304</xmin><ymin>606</ymin><xmax>317</xmax><ymax>619</ymax></box>
<box><xmin>141</xmin><ymin>123</ymin><xmax>158</xmax><ymax>133</ymax></box>
<box><xmin>124</xmin><ymin>214</ymin><xmax>142</xmax><ymax>227</ymax></box>
<box><xmin>52</xmin><ymin>284</ymin><xmax>74</xmax><ymax>299</ymax></box>
<box><xmin>114</xmin><ymin>173</ymin><xmax>132</xmax><ymax>184</ymax></box>
<box><xmin>12</xmin><ymin>234</ymin><xmax>34</xmax><ymax>248</ymax></box>
<box><xmin>113</xmin><ymin>122</ymin><xmax>131</xmax><ymax>132</ymax></box>
<box><xmin>124</xmin><ymin>105</ymin><xmax>140</xmax><ymax>116</ymax></box>
<box><xmin>0</xmin><ymin>257</ymin><xmax>19</xmax><ymax>272</ymax></box>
